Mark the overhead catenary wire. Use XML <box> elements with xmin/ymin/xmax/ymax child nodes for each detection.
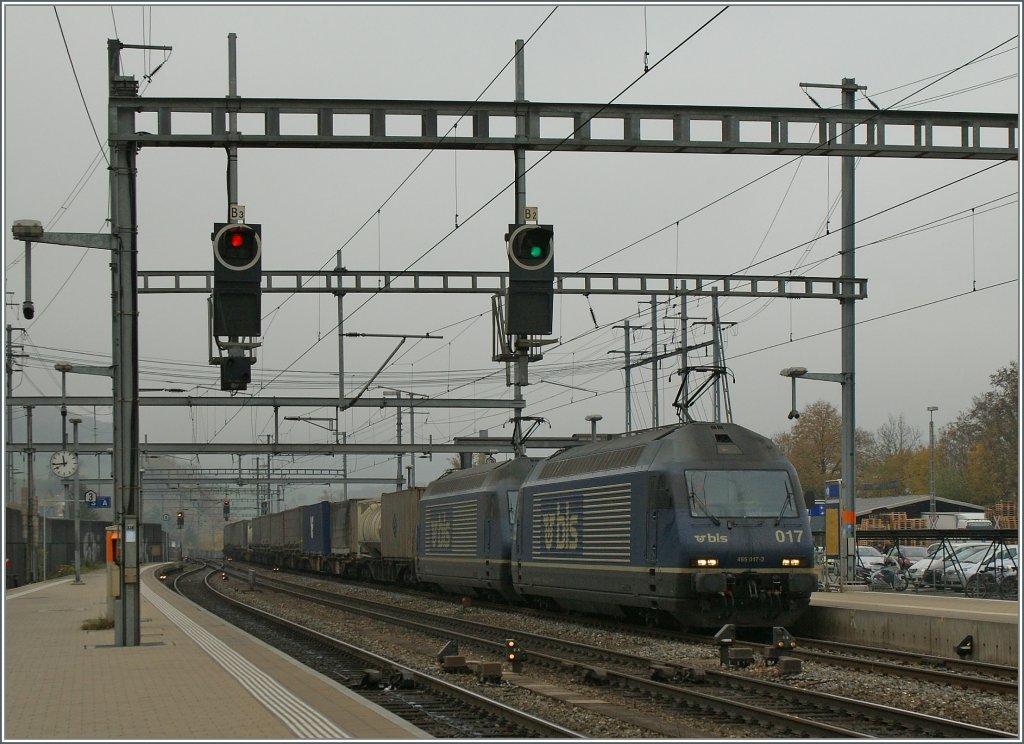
<box><xmin>579</xmin><ymin>34</ymin><xmax>1017</xmax><ymax>274</ymax></box>
<box><xmin>206</xmin><ymin>6</ymin><xmax>730</xmax><ymax>446</ymax></box>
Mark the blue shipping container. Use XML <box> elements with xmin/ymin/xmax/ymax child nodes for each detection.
<box><xmin>301</xmin><ymin>501</ymin><xmax>332</xmax><ymax>556</ymax></box>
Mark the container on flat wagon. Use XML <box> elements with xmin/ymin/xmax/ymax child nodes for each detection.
<box><xmin>329</xmin><ymin>497</ymin><xmax>382</xmax><ymax>557</ymax></box>
<box><xmin>354</xmin><ymin>498</ymin><xmax>382</xmax><ymax>557</ymax></box>
<box><xmin>268</xmin><ymin>512</ymin><xmax>285</xmax><ymax>548</ymax></box>
<box><xmin>381</xmin><ymin>488</ymin><xmax>424</xmax><ymax>560</ymax></box>
<box><xmin>282</xmin><ymin>505</ymin><xmax>303</xmax><ymax>552</ymax></box>
<box><xmin>251</xmin><ymin>514</ymin><xmax>270</xmax><ymax>549</ymax></box>
<box><xmin>329</xmin><ymin>500</ymin><xmax>353</xmax><ymax>555</ymax></box>
<box><xmin>301</xmin><ymin>501</ymin><xmax>332</xmax><ymax>556</ymax></box>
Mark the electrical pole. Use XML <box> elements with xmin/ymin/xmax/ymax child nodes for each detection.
<box><xmin>394</xmin><ymin>392</ymin><xmax>403</xmax><ymax>491</ymax></box>
<box><xmin>799</xmin><ymin>77</ymin><xmax>865</xmax><ymax>582</ymax></box>
<box><xmin>839</xmin><ymin>77</ymin><xmax>860</xmax><ymax>583</ymax></box>
<box><xmin>107</xmin><ymin>40</ymin><xmax>146</xmax><ymax>645</ymax></box>
<box><xmin>609</xmin><ymin>322</ymin><xmax>633</xmax><ymax>432</ymax></box>
<box><xmin>650</xmin><ymin>297</ymin><xmax>659</xmax><ymax>428</ymax></box>
<box><xmin>511</xmin><ymin>37</ymin><xmax>528</xmax><ymax>458</ymax></box>
<box><xmin>70</xmin><ymin>416</ymin><xmax>83</xmax><ymax>584</ymax></box>
<box><xmin>25</xmin><ymin>406</ymin><xmax>34</xmax><ymax>582</ymax></box>
<box><xmin>5</xmin><ymin>325</ymin><xmax>25</xmax><ymax>506</ymax></box>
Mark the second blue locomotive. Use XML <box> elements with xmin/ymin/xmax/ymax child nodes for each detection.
<box><xmin>224</xmin><ymin>421</ymin><xmax>817</xmax><ymax>629</ymax></box>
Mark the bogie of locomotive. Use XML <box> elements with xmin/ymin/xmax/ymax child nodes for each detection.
<box><xmin>223</xmin><ymin>421</ymin><xmax>816</xmax><ymax>629</ymax></box>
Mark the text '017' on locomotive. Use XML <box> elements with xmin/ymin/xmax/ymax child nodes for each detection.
<box><xmin>223</xmin><ymin>421</ymin><xmax>818</xmax><ymax>629</ymax></box>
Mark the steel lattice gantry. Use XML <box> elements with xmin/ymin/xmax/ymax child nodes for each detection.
<box><xmin>116</xmin><ymin>96</ymin><xmax>1017</xmax><ymax>159</ymax></box>
<box><xmin>135</xmin><ymin>269</ymin><xmax>868</xmax><ymax>299</ymax></box>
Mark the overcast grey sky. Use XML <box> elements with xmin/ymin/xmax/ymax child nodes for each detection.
<box><xmin>3</xmin><ymin>2</ymin><xmax>1020</xmax><ymax>504</ymax></box>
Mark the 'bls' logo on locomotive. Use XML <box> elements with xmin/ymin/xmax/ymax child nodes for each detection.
<box><xmin>542</xmin><ymin>503</ymin><xmax>580</xmax><ymax>551</ymax></box>
<box><xmin>694</xmin><ymin>533</ymin><xmax>729</xmax><ymax>544</ymax></box>
<box><xmin>426</xmin><ymin>512</ymin><xmax>452</xmax><ymax>550</ymax></box>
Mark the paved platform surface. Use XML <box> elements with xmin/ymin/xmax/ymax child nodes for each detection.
<box><xmin>793</xmin><ymin>588</ymin><xmax>1019</xmax><ymax>664</ymax></box>
<box><xmin>3</xmin><ymin>566</ymin><xmax>430</xmax><ymax>740</ymax></box>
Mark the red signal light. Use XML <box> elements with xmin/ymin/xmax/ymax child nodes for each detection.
<box><xmin>229</xmin><ymin>232</ymin><xmax>244</xmax><ymax>248</ymax></box>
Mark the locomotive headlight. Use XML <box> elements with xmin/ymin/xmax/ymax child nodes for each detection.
<box><xmin>781</xmin><ymin>558</ymin><xmax>806</xmax><ymax>567</ymax></box>
<box><xmin>692</xmin><ymin>558</ymin><xmax>720</xmax><ymax>568</ymax></box>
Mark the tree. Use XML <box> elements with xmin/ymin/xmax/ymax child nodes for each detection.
<box><xmin>938</xmin><ymin>362</ymin><xmax>1018</xmax><ymax>505</ymax></box>
<box><xmin>773</xmin><ymin>400</ymin><xmax>874</xmax><ymax>499</ymax></box>
<box><xmin>873</xmin><ymin>414</ymin><xmax>922</xmax><ymax>458</ymax></box>
<box><xmin>860</xmin><ymin>414</ymin><xmax>926</xmax><ymax>494</ymax></box>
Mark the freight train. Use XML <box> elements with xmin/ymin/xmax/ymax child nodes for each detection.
<box><xmin>223</xmin><ymin>421</ymin><xmax>818</xmax><ymax>629</ymax></box>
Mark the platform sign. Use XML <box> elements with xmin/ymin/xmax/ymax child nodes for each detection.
<box><xmin>85</xmin><ymin>490</ymin><xmax>111</xmax><ymax>508</ymax></box>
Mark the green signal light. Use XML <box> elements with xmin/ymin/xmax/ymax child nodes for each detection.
<box><xmin>529</xmin><ymin>245</ymin><xmax>544</xmax><ymax>258</ymax></box>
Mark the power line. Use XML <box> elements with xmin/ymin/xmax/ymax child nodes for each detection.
<box><xmin>53</xmin><ymin>7</ymin><xmax>109</xmax><ymax>169</ymax></box>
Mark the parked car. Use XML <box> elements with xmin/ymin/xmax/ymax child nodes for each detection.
<box><xmin>944</xmin><ymin>544</ymin><xmax>1018</xmax><ymax>589</ymax></box>
<box><xmin>907</xmin><ymin>542</ymin><xmax>991</xmax><ymax>586</ymax></box>
<box><xmin>884</xmin><ymin>545</ymin><xmax>931</xmax><ymax>570</ymax></box>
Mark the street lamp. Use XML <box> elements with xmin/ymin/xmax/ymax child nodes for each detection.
<box><xmin>780</xmin><ymin>366</ymin><xmax>853</xmax><ymax>583</ymax></box>
<box><xmin>927</xmin><ymin>406</ymin><xmax>938</xmax><ymax>528</ymax></box>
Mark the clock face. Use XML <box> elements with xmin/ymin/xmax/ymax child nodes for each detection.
<box><xmin>49</xmin><ymin>450</ymin><xmax>79</xmax><ymax>478</ymax></box>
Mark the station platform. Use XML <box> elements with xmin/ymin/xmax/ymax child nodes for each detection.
<box><xmin>3</xmin><ymin>565</ymin><xmax>429</xmax><ymax>740</ymax></box>
<box><xmin>792</xmin><ymin>588</ymin><xmax>1019</xmax><ymax>665</ymax></box>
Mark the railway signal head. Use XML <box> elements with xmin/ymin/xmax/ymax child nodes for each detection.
<box><xmin>504</xmin><ymin>638</ymin><xmax>521</xmax><ymax>662</ymax></box>
<box><xmin>176</xmin><ymin>510</ymin><xmax>184</xmax><ymax>528</ymax></box>
<box><xmin>213</xmin><ymin>223</ymin><xmax>262</xmax><ymax>273</ymax></box>
<box><xmin>507</xmin><ymin>224</ymin><xmax>554</xmax><ymax>272</ymax></box>
<box><xmin>505</xmin><ymin>223</ymin><xmax>555</xmax><ymax>335</ymax></box>
<box><xmin>223</xmin><ymin>499</ymin><xmax>230</xmax><ymax>521</ymax></box>
<box><xmin>211</xmin><ymin>222</ymin><xmax>262</xmax><ymax>339</ymax></box>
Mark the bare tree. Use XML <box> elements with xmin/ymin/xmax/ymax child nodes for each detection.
<box><xmin>874</xmin><ymin>414</ymin><xmax>922</xmax><ymax>458</ymax></box>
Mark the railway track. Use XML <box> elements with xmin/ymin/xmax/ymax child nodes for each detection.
<box><xmin>173</xmin><ymin>565</ymin><xmax>582</xmax><ymax>738</ymax></box>
<box><xmin>226</xmin><ymin>565</ymin><xmax>1015</xmax><ymax>738</ymax></box>
<box><xmin>237</xmin><ymin>563</ymin><xmax>1018</xmax><ymax>695</ymax></box>
<box><xmin>772</xmin><ymin>637</ymin><xmax>1017</xmax><ymax>695</ymax></box>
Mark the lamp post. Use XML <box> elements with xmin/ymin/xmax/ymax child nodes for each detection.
<box><xmin>70</xmin><ymin>417</ymin><xmax>83</xmax><ymax>584</ymax></box>
<box><xmin>780</xmin><ymin>366</ymin><xmax>854</xmax><ymax>582</ymax></box>
<box><xmin>927</xmin><ymin>406</ymin><xmax>938</xmax><ymax>528</ymax></box>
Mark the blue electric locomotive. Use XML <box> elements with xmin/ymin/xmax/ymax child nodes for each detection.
<box><xmin>511</xmin><ymin>421</ymin><xmax>816</xmax><ymax>628</ymax></box>
<box><xmin>417</xmin><ymin>457</ymin><xmax>539</xmax><ymax>602</ymax></box>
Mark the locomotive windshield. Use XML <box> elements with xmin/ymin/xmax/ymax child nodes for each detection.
<box><xmin>686</xmin><ymin>470</ymin><xmax>798</xmax><ymax>520</ymax></box>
